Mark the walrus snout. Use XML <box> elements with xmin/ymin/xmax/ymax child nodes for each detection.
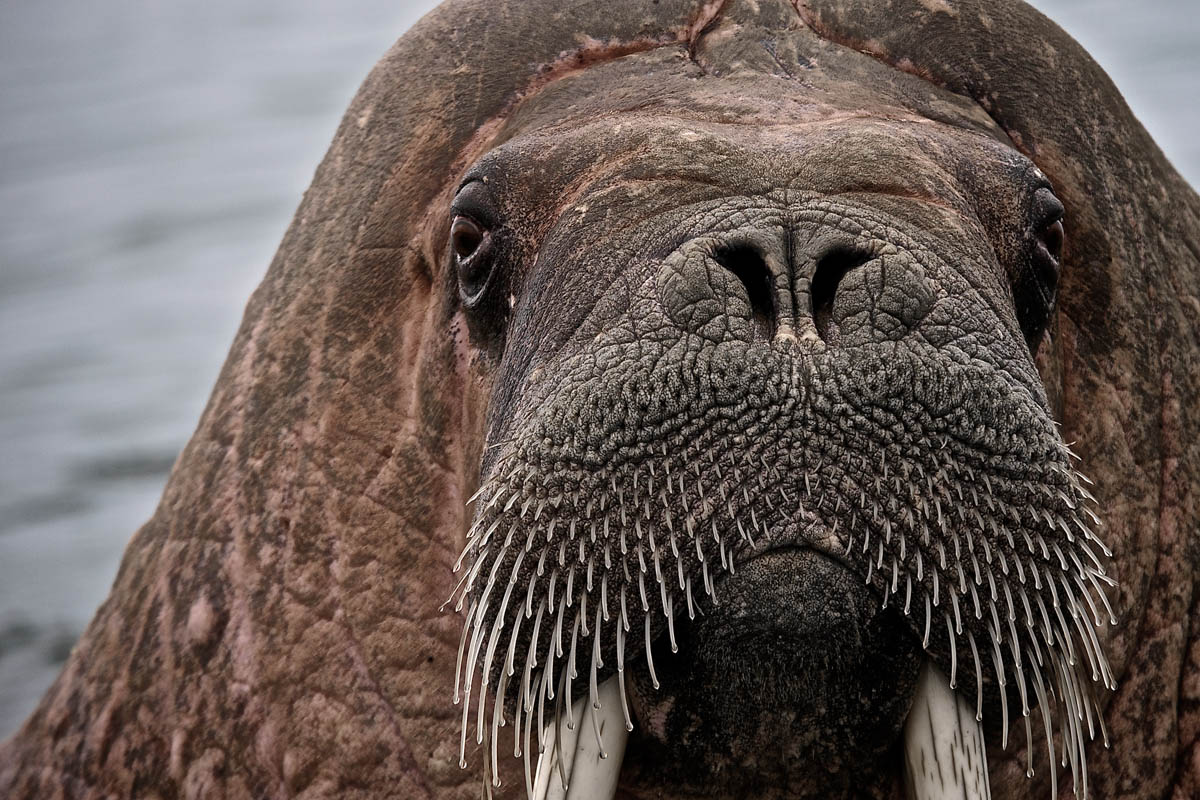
<box><xmin>655</xmin><ymin>202</ymin><xmax>939</xmax><ymax>352</ymax></box>
<box><xmin>450</xmin><ymin>120</ymin><xmax>1117</xmax><ymax>798</ymax></box>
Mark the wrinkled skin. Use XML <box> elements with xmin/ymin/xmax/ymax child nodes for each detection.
<box><xmin>1</xmin><ymin>1</ymin><xmax>1197</xmax><ymax>800</ymax></box>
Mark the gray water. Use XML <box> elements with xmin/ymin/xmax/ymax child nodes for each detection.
<box><xmin>0</xmin><ymin>0</ymin><xmax>1196</xmax><ymax>739</ymax></box>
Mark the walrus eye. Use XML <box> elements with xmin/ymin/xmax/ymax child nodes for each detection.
<box><xmin>450</xmin><ymin>179</ymin><xmax>502</xmax><ymax>306</ymax></box>
<box><xmin>451</xmin><ymin>214</ymin><xmax>495</xmax><ymax>303</ymax></box>
<box><xmin>451</xmin><ymin>215</ymin><xmax>485</xmax><ymax>260</ymax></box>
<box><xmin>1014</xmin><ymin>187</ymin><xmax>1066</xmax><ymax>351</ymax></box>
<box><xmin>1038</xmin><ymin>217</ymin><xmax>1064</xmax><ymax>264</ymax></box>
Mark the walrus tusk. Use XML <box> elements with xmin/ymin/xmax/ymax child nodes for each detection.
<box><xmin>530</xmin><ymin>665</ymin><xmax>989</xmax><ymax>800</ymax></box>
<box><xmin>903</xmin><ymin>662</ymin><xmax>992</xmax><ymax>800</ymax></box>
<box><xmin>532</xmin><ymin>677</ymin><xmax>629</xmax><ymax>800</ymax></box>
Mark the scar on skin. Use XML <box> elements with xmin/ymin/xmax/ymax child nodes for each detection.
<box><xmin>187</xmin><ymin>593</ymin><xmax>216</xmax><ymax>647</ymax></box>
<box><xmin>917</xmin><ymin>0</ymin><xmax>959</xmax><ymax>17</ymax></box>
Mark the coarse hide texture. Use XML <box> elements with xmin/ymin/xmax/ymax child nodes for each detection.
<box><xmin>1</xmin><ymin>1</ymin><xmax>1197</xmax><ymax>799</ymax></box>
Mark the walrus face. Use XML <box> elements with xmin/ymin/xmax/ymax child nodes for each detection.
<box><xmin>449</xmin><ymin>77</ymin><xmax>1114</xmax><ymax>799</ymax></box>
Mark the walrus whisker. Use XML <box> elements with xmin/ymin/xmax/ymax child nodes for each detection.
<box><xmin>459</xmin><ymin>547</ymin><xmax>490</xmax><ymax>603</ymax></box>
<box><xmin>1075</xmin><ymin>573</ymin><xmax>1104</xmax><ymax>628</ymax></box>
<box><xmin>1031</xmin><ymin>665</ymin><xmax>1057</xmax><ymax>798</ymax></box>
<box><xmin>945</xmin><ymin>612</ymin><xmax>957</xmax><ymax>687</ymax></box>
<box><xmin>514</xmin><ymin>668</ymin><xmax>525</xmax><ymax>760</ymax></box>
<box><xmin>577</xmin><ymin>581</ymin><xmax>590</xmax><ymax>636</ymax></box>
<box><xmin>590</xmin><ymin>604</ymin><xmax>603</xmax><ymax>711</ymax></box>
<box><xmin>922</xmin><ymin>593</ymin><xmax>932</xmax><ymax>648</ymax></box>
<box><xmin>446</xmin><ymin>553</ymin><xmax>473</xmax><ymax>600</ymax></box>
<box><xmin>967</xmin><ymin>577</ymin><xmax>982</xmax><ymax>621</ymax></box>
<box><xmin>524</xmin><ymin>599</ymin><xmax>546</xmax><ymax>697</ymax></box>
<box><xmin>588</xmin><ymin>633</ymin><xmax>607</xmax><ymax>759</ymax></box>
<box><xmin>616</xmin><ymin>626</ymin><xmax>633</xmax><ymax>732</ymax></box>
<box><xmin>481</xmin><ymin>720</ymin><xmax>495</xmax><ymax>800</ymax></box>
<box><xmin>523</xmin><ymin>672</ymin><xmax>538</xmax><ymax>798</ymax></box>
<box><xmin>477</xmin><ymin>641</ymin><xmax>497</xmax><ymax>745</ymax></box>
<box><xmin>989</xmin><ymin>624</ymin><xmax>1010</xmax><ymax>747</ymax></box>
<box><xmin>551</xmin><ymin>670</ymin><xmax>568</xmax><ymax>791</ymax></box>
<box><xmin>477</xmin><ymin>554</ymin><xmax>520</xmax><ymax>740</ymax></box>
<box><xmin>459</xmin><ymin>676</ymin><xmax>473</xmax><ymax>769</ymax></box>
<box><xmin>463</xmin><ymin>604</ymin><xmax>490</xmax><ymax>745</ymax></box>
<box><xmin>967</xmin><ymin>629</ymin><xmax>984</xmax><ymax>720</ymax></box>
<box><xmin>564</xmin><ymin>611</ymin><xmax>580</xmax><ymax>730</ymax></box>
<box><xmin>505</xmin><ymin>593</ymin><xmax>528</xmax><ymax>683</ymax></box>
<box><xmin>546</xmin><ymin>602</ymin><xmax>562</xmax><ymax>700</ymax></box>
<box><xmin>643</xmin><ymin>614</ymin><xmax>660</xmax><ymax>689</ymax></box>
<box><xmin>455</xmin><ymin>412</ymin><xmax>1117</xmax><ymax>797</ymax></box>
<box><xmin>1026</xmin><ymin>621</ymin><xmax>1046</xmax><ymax>670</ymax></box>
<box><xmin>537</xmin><ymin>668</ymin><xmax>549</xmax><ymax>753</ymax></box>
<box><xmin>1057</xmin><ymin>658</ymin><xmax>1085</xmax><ymax>791</ymax></box>
<box><xmin>455</xmin><ymin>598</ymin><xmax>477</xmax><ymax>705</ymax></box>
<box><xmin>491</xmin><ymin>666</ymin><xmax>508</xmax><ymax>785</ymax></box>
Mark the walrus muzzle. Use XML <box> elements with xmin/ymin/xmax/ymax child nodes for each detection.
<box><xmin>449</xmin><ymin>185</ymin><xmax>1116</xmax><ymax>799</ymax></box>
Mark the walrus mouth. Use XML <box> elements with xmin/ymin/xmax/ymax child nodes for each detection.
<box><xmin>525</xmin><ymin>664</ymin><xmax>987</xmax><ymax>800</ymax></box>
<box><xmin>448</xmin><ymin>353</ymin><xmax>1117</xmax><ymax>799</ymax></box>
<box><xmin>450</xmin><ymin>456</ymin><xmax>1114</xmax><ymax>799</ymax></box>
<box><xmin>518</xmin><ymin>548</ymin><xmax>989</xmax><ymax>800</ymax></box>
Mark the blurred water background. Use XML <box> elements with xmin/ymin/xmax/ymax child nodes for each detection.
<box><xmin>0</xmin><ymin>0</ymin><xmax>1196</xmax><ymax>738</ymax></box>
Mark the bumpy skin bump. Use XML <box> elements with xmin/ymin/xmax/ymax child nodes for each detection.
<box><xmin>2</xmin><ymin>2</ymin><xmax>1198</xmax><ymax>800</ymax></box>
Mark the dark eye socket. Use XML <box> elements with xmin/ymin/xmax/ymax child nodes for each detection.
<box><xmin>1038</xmin><ymin>218</ymin><xmax>1064</xmax><ymax>263</ymax></box>
<box><xmin>451</xmin><ymin>215</ymin><xmax>485</xmax><ymax>260</ymax></box>
<box><xmin>1014</xmin><ymin>186</ymin><xmax>1066</xmax><ymax>352</ymax></box>
<box><xmin>451</xmin><ymin>214</ymin><xmax>493</xmax><ymax>303</ymax></box>
<box><xmin>449</xmin><ymin>179</ymin><xmax>501</xmax><ymax>306</ymax></box>
<box><xmin>1033</xmin><ymin>187</ymin><xmax>1065</xmax><ymax>264</ymax></box>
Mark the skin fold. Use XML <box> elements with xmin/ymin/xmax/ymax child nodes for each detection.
<box><xmin>1</xmin><ymin>1</ymin><xmax>1197</xmax><ymax>799</ymax></box>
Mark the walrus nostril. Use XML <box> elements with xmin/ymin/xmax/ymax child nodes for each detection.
<box><xmin>714</xmin><ymin>244</ymin><xmax>776</xmax><ymax>340</ymax></box>
<box><xmin>812</xmin><ymin>246</ymin><xmax>872</xmax><ymax>343</ymax></box>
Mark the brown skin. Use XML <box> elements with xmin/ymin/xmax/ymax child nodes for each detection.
<box><xmin>1</xmin><ymin>1</ymin><xmax>1197</xmax><ymax>799</ymax></box>
<box><xmin>792</xmin><ymin>6</ymin><xmax>1200</xmax><ymax>798</ymax></box>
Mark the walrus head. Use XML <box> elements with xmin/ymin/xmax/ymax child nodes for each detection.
<box><xmin>445</xmin><ymin>6</ymin><xmax>1117</xmax><ymax>798</ymax></box>
<box><xmin>3</xmin><ymin>2</ymin><xmax>1196</xmax><ymax>800</ymax></box>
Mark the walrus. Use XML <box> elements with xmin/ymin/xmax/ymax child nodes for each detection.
<box><xmin>2</xmin><ymin>0</ymin><xmax>1197</xmax><ymax>798</ymax></box>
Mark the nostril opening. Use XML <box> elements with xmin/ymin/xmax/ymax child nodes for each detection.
<box><xmin>811</xmin><ymin>246</ymin><xmax>872</xmax><ymax>344</ymax></box>
<box><xmin>714</xmin><ymin>244</ymin><xmax>776</xmax><ymax>341</ymax></box>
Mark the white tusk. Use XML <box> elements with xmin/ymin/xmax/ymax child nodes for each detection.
<box><xmin>904</xmin><ymin>662</ymin><xmax>992</xmax><ymax>800</ymax></box>
<box><xmin>532</xmin><ymin>677</ymin><xmax>629</xmax><ymax>800</ymax></box>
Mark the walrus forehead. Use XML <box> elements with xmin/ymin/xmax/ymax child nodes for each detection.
<box><xmin>468</xmin><ymin>112</ymin><xmax>1042</xmax><ymax>335</ymax></box>
<box><xmin>489</xmin><ymin>11</ymin><xmax>1008</xmax><ymax>152</ymax></box>
<box><xmin>479</xmin><ymin>111</ymin><xmax>1027</xmax><ymax>216</ymax></box>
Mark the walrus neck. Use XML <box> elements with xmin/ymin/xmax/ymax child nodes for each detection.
<box><xmin>1</xmin><ymin>293</ymin><xmax>490</xmax><ymax>797</ymax></box>
<box><xmin>987</xmin><ymin>413</ymin><xmax>1200</xmax><ymax>798</ymax></box>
